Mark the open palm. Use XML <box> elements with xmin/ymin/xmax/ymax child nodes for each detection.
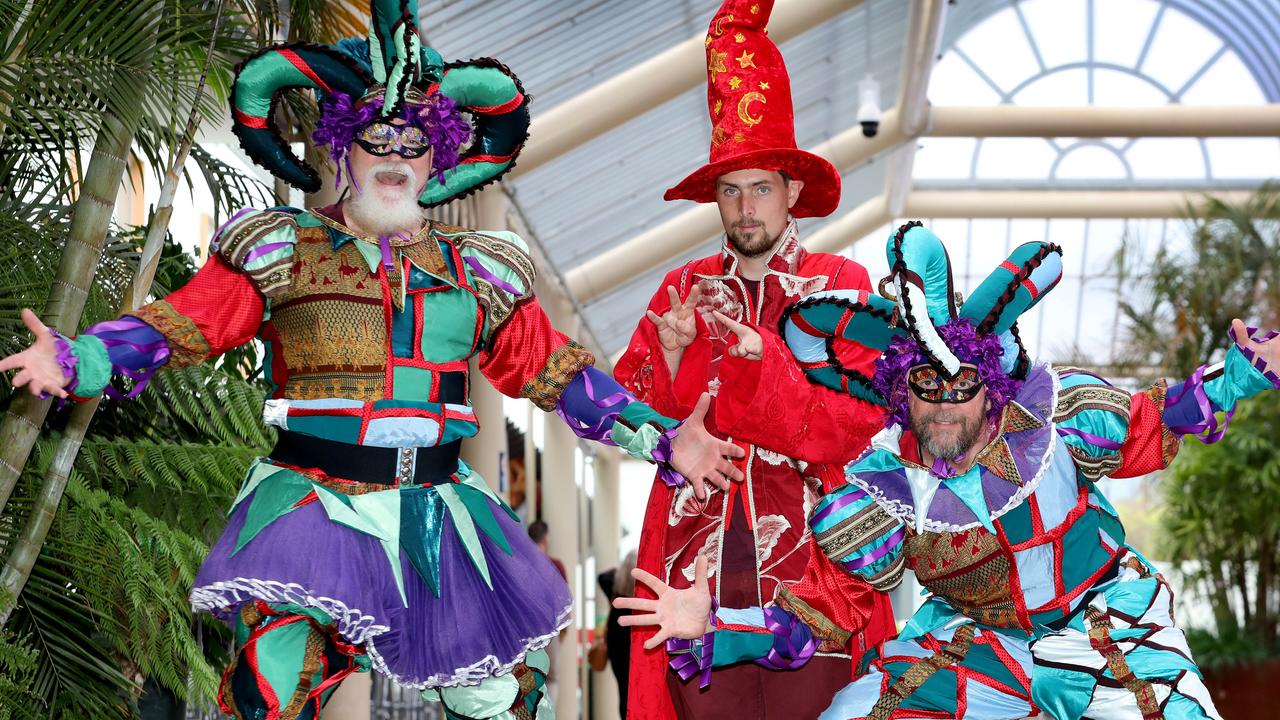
<box><xmin>0</xmin><ymin>308</ymin><xmax>70</xmax><ymax>398</ymax></box>
<box><xmin>615</xmin><ymin>555</ymin><xmax>713</xmax><ymax>648</ymax></box>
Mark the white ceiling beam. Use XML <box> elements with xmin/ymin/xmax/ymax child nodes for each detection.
<box><xmin>904</xmin><ymin>189</ymin><xmax>1256</xmax><ymax>218</ymax></box>
<box><xmin>509</xmin><ymin>0</ymin><xmax>865</xmax><ymax>179</ymax></box>
<box><xmin>929</xmin><ymin>105</ymin><xmax>1280</xmax><ymax>137</ymax></box>
<box><xmin>802</xmin><ymin>193</ymin><xmax>891</xmax><ymax>255</ymax></box>
<box><xmin>884</xmin><ymin>0</ymin><xmax>947</xmax><ymax>217</ymax></box>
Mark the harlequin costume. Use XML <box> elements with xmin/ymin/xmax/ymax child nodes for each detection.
<box><xmin>615</xmin><ymin>1</ymin><xmax>895</xmax><ymax>717</ymax></box>
<box><xmin>43</xmin><ymin>2</ymin><xmax>701</xmax><ymax>718</ymax></box>
<box><xmin>668</xmin><ymin>221</ymin><xmax>1273</xmax><ymax>718</ymax></box>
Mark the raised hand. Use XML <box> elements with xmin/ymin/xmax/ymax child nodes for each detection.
<box><xmin>646</xmin><ymin>284</ymin><xmax>704</xmax><ymax>352</ymax></box>
<box><xmin>1234</xmin><ymin>318</ymin><xmax>1280</xmax><ymax>372</ymax></box>
<box><xmin>0</xmin><ymin>308</ymin><xmax>70</xmax><ymax>399</ymax></box>
<box><xmin>615</xmin><ymin>554</ymin><xmax>714</xmax><ymax>648</ymax></box>
<box><xmin>711</xmin><ymin>310</ymin><xmax>762</xmax><ymax>361</ymax></box>
<box><xmin>669</xmin><ymin>392</ymin><xmax>745</xmax><ymax>500</ymax></box>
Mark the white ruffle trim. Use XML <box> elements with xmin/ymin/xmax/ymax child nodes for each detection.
<box><xmin>849</xmin><ymin>366</ymin><xmax>1062</xmax><ymax>534</ymax></box>
<box><xmin>191</xmin><ymin>578</ymin><xmax>390</xmax><ymax>644</ymax></box>
<box><xmin>366</xmin><ymin>600</ymin><xmax>574</xmax><ymax>689</ymax></box>
<box><xmin>193</xmin><ymin>578</ymin><xmax>575</xmax><ymax>690</ymax></box>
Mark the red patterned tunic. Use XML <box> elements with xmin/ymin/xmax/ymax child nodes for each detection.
<box><xmin>615</xmin><ymin>224</ymin><xmax>894</xmax><ymax>719</ymax></box>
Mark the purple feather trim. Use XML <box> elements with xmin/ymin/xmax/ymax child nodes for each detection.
<box><xmin>666</xmin><ymin>597</ymin><xmax>718</xmax><ymax>688</ymax></box>
<box><xmin>313</xmin><ymin>90</ymin><xmax>472</xmax><ymax>183</ymax></box>
<box><xmin>874</xmin><ymin>319</ymin><xmax>1022</xmax><ymax>428</ymax></box>
<box><xmin>755</xmin><ymin>605</ymin><xmax>818</xmax><ymax>671</ymax></box>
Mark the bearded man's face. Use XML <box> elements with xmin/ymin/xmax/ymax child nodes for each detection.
<box><xmin>344</xmin><ymin>122</ymin><xmax>435</xmax><ymax>236</ymax></box>
<box><xmin>907</xmin><ymin>383</ymin><xmax>990</xmax><ymax>460</ymax></box>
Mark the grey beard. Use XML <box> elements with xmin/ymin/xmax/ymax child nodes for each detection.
<box><xmin>346</xmin><ymin>163</ymin><xmax>426</xmax><ymax>236</ymax></box>
<box><xmin>915</xmin><ymin>414</ymin><xmax>986</xmax><ymax>460</ymax></box>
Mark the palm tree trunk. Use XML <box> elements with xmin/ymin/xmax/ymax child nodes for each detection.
<box><xmin>0</xmin><ymin>1</ymin><xmax>224</xmax><ymax>626</ymax></box>
<box><xmin>1207</xmin><ymin>558</ymin><xmax>1239</xmax><ymax>637</ymax></box>
<box><xmin>1257</xmin><ymin>534</ymin><xmax>1276</xmax><ymax>650</ymax></box>
<box><xmin>0</xmin><ymin>110</ymin><xmax>135</xmax><ymax>515</ymax></box>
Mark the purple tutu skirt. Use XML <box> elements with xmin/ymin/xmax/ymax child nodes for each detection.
<box><xmin>191</xmin><ymin>477</ymin><xmax>572</xmax><ymax>689</ymax></box>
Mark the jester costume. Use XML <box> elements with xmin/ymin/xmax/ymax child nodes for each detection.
<box><xmin>666</xmin><ymin>222</ymin><xmax>1273</xmax><ymax>718</ymax></box>
<box><xmin>46</xmin><ymin>2</ymin><xmax>698</xmax><ymax>718</ymax></box>
<box><xmin>616</xmin><ymin>1</ymin><xmax>895</xmax><ymax>717</ymax></box>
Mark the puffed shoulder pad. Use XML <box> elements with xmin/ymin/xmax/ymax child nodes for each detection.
<box><xmin>810</xmin><ymin>482</ymin><xmax>907</xmax><ymax>592</ymax></box>
<box><xmin>444</xmin><ymin>229</ymin><xmax>536</xmax><ymax>335</ymax></box>
<box><xmin>1053</xmin><ymin>367</ymin><xmax>1132</xmax><ymax>480</ymax></box>
<box><xmin>211</xmin><ymin>208</ymin><xmax>299</xmax><ymax>297</ymax></box>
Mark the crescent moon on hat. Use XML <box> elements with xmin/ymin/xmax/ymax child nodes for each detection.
<box><xmin>738</xmin><ymin>92</ymin><xmax>766</xmax><ymax>125</ymax></box>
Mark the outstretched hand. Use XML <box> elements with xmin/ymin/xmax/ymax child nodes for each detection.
<box><xmin>669</xmin><ymin>392</ymin><xmax>745</xmax><ymax>500</ymax></box>
<box><xmin>1234</xmin><ymin>318</ymin><xmax>1280</xmax><ymax>372</ymax></box>
<box><xmin>711</xmin><ymin>310</ymin><xmax>762</xmax><ymax>361</ymax></box>
<box><xmin>0</xmin><ymin>308</ymin><xmax>69</xmax><ymax>399</ymax></box>
<box><xmin>646</xmin><ymin>284</ymin><xmax>704</xmax><ymax>352</ymax></box>
<box><xmin>615</xmin><ymin>554</ymin><xmax>714</xmax><ymax>649</ymax></box>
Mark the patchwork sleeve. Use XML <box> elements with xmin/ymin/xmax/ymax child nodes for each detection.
<box><xmin>58</xmin><ymin>253</ymin><xmax>265</xmax><ymax>400</ymax></box>
<box><xmin>451</xmin><ymin>230</ymin><xmax>536</xmax><ymax>341</ymax></box>
<box><xmin>810</xmin><ymin>482</ymin><xmax>908</xmax><ymax>592</ymax></box>
<box><xmin>1056</xmin><ymin>333</ymin><xmax>1280</xmax><ymax>480</ymax></box>
<box><xmin>210</xmin><ymin>208</ymin><xmax>299</xmax><ymax>298</ymax></box>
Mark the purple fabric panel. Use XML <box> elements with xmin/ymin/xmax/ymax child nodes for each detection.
<box><xmin>1164</xmin><ymin>365</ymin><xmax>1232</xmax><ymax>443</ymax></box>
<box><xmin>1163</xmin><ymin>377</ymin><xmax>1221</xmax><ymax>429</ymax></box>
<box><xmin>554</xmin><ymin>367</ymin><xmax>632</xmax><ymax>443</ymax></box>
<box><xmin>81</xmin><ymin>315</ymin><xmax>171</xmax><ymax>398</ymax></box>
<box><xmin>194</xmin><ymin>484</ymin><xmax>571</xmax><ymax>686</ymax></box>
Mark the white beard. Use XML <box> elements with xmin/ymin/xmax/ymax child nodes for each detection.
<box><xmin>346</xmin><ymin>161</ymin><xmax>427</xmax><ymax>236</ymax></box>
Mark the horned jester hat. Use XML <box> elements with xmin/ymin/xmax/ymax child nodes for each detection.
<box><xmin>229</xmin><ymin>0</ymin><xmax>529</xmax><ymax>207</ymax></box>
<box><xmin>783</xmin><ymin>221</ymin><xmax>1065</xmax><ymax>425</ymax></box>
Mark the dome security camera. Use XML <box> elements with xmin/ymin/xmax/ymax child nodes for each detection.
<box><xmin>857</xmin><ymin>74</ymin><xmax>882</xmax><ymax>138</ymax></box>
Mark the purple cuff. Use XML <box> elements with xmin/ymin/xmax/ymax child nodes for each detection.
<box><xmin>650</xmin><ymin>425</ymin><xmax>685</xmax><ymax>488</ymax></box>
<box><xmin>555</xmin><ymin>368</ymin><xmax>633</xmax><ymax>442</ymax></box>
<box><xmin>666</xmin><ymin>597</ymin><xmax>718</xmax><ymax>688</ymax></box>
<box><xmin>1232</xmin><ymin>324</ymin><xmax>1280</xmax><ymax>386</ymax></box>
<box><xmin>755</xmin><ymin>605</ymin><xmax>819</xmax><ymax>671</ymax></box>
<box><xmin>1165</xmin><ymin>364</ymin><xmax>1233</xmax><ymax>444</ymax></box>
<box><xmin>44</xmin><ymin>329</ymin><xmax>79</xmax><ymax>403</ymax></box>
<box><xmin>82</xmin><ymin>316</ymin><xmax>171</xmax><ymax>399</ymax></box>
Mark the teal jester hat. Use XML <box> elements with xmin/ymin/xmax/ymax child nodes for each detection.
<box><xmin>781</xmin><ymin>221</ymin><xmax>1065</xmax><ymax>405</ymax></box>
<box><xmin>229</xmin><ymin>0</ymin><xmax>530</xmax><ymax>207</ymax></box>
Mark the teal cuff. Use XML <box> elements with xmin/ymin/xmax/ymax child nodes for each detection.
<box><xmin>1205</xmin><ymin>344</ymin><xmax>1276</xmax><ymax>411</ymax></box>
<box><xmin>711</xmin><ymin>629</ymin><xmax>773</xmax><ymax>668</ymax></box>
<box><xmin>609</xmin><ymin>401</ymin><xmax>678</xmax><ymax>463</ymax></box>
<box><xmin>67</xmin><ymin>334</ymin><xmax>111</xmax><ymax>398</ymax></box>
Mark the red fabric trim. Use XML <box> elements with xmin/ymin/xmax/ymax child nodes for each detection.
<box><xmin>994</xmin><ymin>525</ymin><xmax>1032</xmax><ymax>630</ymax></box>
<box><xmin>461</xmin><ymin>152</ymin><xmax>517</xmax><ymax>165</ymax></box>
<box><xmin>1027</xmin><ymin>546</ymin><xmax>1123</xmax><ymax>614</ymax></box>
<box><xmin>234</xmin><ymin>108</ymin><xmax>269</xmax><ymax>129</ymax></box>
<box><xmin>393</xmin><ymin>357</ymin><xmax>469</xmax><ymax>372</ymax></box>
<box><xmin>1113</xmin><ymin>390</ymin><xmax>1171</xmax><ymax>477</ymax></box>
<box><xmin>1007</xmin><ymin>484</ymin><xmax>1091</xmax><ymax>551</ymax></box>
<box><xmin>1026</xmin><ymin>492</ymin><xmax>1046</xmax><ymax>536</ymax></box>
<box><xmin>477</xmin><ymin>298</ymin><xmax>573</xmax><ymax>398</ymax></box>
<box><xmin>412</xmin><ymin>292</ymin><xmax>425</xmax><ymax>362</ymax></box>
<box><xmin>467</xmin><ymin>93</ymin><xmax>524</xmax><ymax>114</ymax></box>
<box><xmin>380</xmin><ymin>269</ymin><xmax>395</xmax><ymax>399</ymax></box>
<box><xmin>278</xmin><ymin>48</ymin><xmax>332</xmax><ymax>93</ymax></box>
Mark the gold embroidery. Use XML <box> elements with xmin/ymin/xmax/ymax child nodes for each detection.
<box><xmin>131</xmin><ymin>300</ymin><xmax>211</xmax><ymax>368</ymax></box>
<box><xmin>1055</xmin><ymin>383</ymin><xmax>1131</xmax><ymax>423</ymax></box>
<box><xmin>1002</xmin><ymin>400</ymin><xmax>1045</xmax><ymax>433</ymax></box>
<box><xmin>1085</xmin><ymin>606</ymin><xmax>1164</xmax><ymax>717</ymax></box>
<box><xmin>906</xmin><ymin>529</ymin><xmax>1019</xmax><ymax>628</ymax></box>
<box><xmin>975</xmin><ymin>436</ymin><xmax>1022</xmax><ymax>486</ymax></box>
<box><xmin>776</xmin><ymin>585</ymin><xmax>852</xmax><ymax>649</ymax></box>
<box><xmin>216</xmin><ymin>211</ymin><xmax>298</xmax><ymax>297</ymax></box>
<box><xmin>520</xmin><ymin>341</ymin><xmax>596</xmax><ymax>412</ymax></box>
<box><xmin>1144</xmin><ymin>380</ymin><xmax>1182</xmax><ymax>466</ymax></box>
<box><xmin>449</xmin><ymin>232</ymin><xmax>536</xmax><ymax>338</ymax></box>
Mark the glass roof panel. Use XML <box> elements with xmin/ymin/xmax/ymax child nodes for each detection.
<box><xmin>1204</xmin><ymin>138</ymin><xmax>1280</xmax><ymax>179</ymax></box>
<box><xmin>1139</xmin><ymin>7</ymin><xmax>1223</xmax><ymax>91</ymax></box>
<box><xmin>955</xmin><ymin>8</ymin><xmax>1039</xmax><ymax>94</ymax></box>
<box><xmin>1180</xmin><ymin>52</ymin><xmax>1267</xmax><ymax>105</ymax></box>
<box><xmin>1093</xmin><ymin>0</ymin><xmax>1162</xmax><ymax>68</ymax></box>
<box><xmin>1011</xmin><ymin>68</ymin><xmax>1090</xmax><ymax>106</ymax></box>
<box><xmin>1126</xmin><ymin>138</ymin><xmax>1206</xmax><ymax>179</ymax></box>
<box><xmin>974</xmin><ymin>138</ymin><xmax>1058</xmax><ymax>179</ymax></box>
<box><xmin>1018</xmin><ymin>0</ymin><xmax>1089</xmax><ymax>69</ymax></box>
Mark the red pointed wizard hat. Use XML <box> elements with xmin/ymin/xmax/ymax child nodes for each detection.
<box><xmin>664</xmin><ymin>0</ymin><xmax>841</xmax><ymax>218</ymax></box>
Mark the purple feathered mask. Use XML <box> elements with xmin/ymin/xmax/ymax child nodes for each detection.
<box><xmin>873</xmin><ymin>319</ymin><xmax>1021</xmax><ymax>428</ymax></box>
<box><xmin>313</xmin><ymin>89</ymin><xmax>473</xmax><ymax>186</ymax></box>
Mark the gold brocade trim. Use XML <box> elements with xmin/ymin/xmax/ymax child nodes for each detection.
<box><xmin>520</xmin><ymin>340</ymin><xmax>596</xmax><ymax>412</ymax></box>
<box><xmin>1144</xmin><ymin>380</ymin><xmax>1182</xmax><ymax>467</ymax></box>
<box><xmin>906</xmin><ymin>529</ymin><xmax>1020</xmax><ymax>629</ymax></box>
<box><xmin>1054</xmin><ymin>383</ymin><xmax>1131</xmax><ymax>423</ymax></box>
<box><xmin>816</xmin><ymin>502</ymin><xmax>899</xmax><ymax>565</ymax></box>
<box><xmin>869</xmin><ymin>624</ymin><xmax>975</xmax><ymax>720</ymax></box>
<box><xmin>1067</xmin><ymin>445</ymin><xmax>1124</xmax><ymax>482</ymax></box>
<box><xmin>451</xmin><ymin>232</ymin><xmax>537</xmax><ymax>337</ymax></box>
<box><xmin>776</xmin><ymin>585</ymin><xmax>853</xmax><ymax>650</ymax></box>
<box><xmin>1085</xmin><ymin>606</ymin><xmax>1164</xmax><ymax>718</ymax></box>
<box><xmin>1002</xmin><ymin>400</ymin><xmax>1045</xmax><ymax>433</ymax></box>
<box><xmin>131</xmin><ymin>300</ymin><xmax>211</xmax><ymax>368</ymax></box>
<box><xmin>216</xmin><ymin>211</ymin><xmax>298</xmax><ymax>297</ymax></box>
<box><xmin>975</xmin><ymin>436</ymin><xmax>1022</xmax><ymax>486</ymax></box>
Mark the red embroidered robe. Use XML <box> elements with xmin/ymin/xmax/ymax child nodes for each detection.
<box><xmin>615</xmin><ymin>225</ymin><xmax>892</xmax><ymax>719</ymax></box>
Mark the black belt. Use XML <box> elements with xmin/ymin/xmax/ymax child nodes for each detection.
<box><xmin>269</xmin><ymin>430</ymin><xmax>461</xmax><ymax>486</ymax></box>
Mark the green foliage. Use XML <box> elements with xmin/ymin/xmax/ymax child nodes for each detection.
<box><xmin>1118</xmin><ymin>185</ymin><xmax>1280</xmax><ymax>663</ymax></box>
